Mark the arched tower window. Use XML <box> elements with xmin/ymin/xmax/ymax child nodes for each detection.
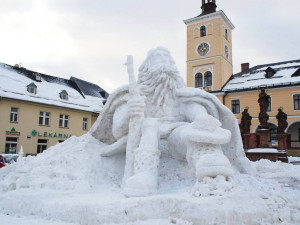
<box><xmin>225</xmin><ymin>29</ymin><xmax>228</xmax><ymax>40</ymax></box>
<box><xmin>200</xmin><ymin>26</ymin><xmax>206</xmax><ymax>37</ymax></box>
<box><xmin>195</xmin><ymin>73</ymin><xmax>203</xmax><ymax>88</ymax></box>
<box><xmin>204</xmin><ymin>71</ymin><xmax>212</xmax><ymax>87</ymax></box>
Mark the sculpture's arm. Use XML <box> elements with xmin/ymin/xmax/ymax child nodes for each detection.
<box><xmin>179</xmin><ymin>101</ymin><xmax>209</xmax><ymax>123</ymax></box>
<box><xmin>101</xmin><ymin>135</ymin><xmax>127</xmax><ymax>156</ymax></box>
<box><xmin>112</xmin><ymin>103</ymin><xmax>130</xmax><ymax>140</ymax></box>
<box><xmin>176</xmin><ymin>88</ymin><xmax>220</xmax><ymax>123</ymax></box>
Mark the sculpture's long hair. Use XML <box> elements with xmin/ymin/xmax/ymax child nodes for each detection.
<box><xmin>137</xmin><ymin>47</ymin><xmax>184</xmax><ymax>112</ymax></box>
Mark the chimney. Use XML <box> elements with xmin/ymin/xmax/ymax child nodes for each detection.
<box><xmin>241</xmin><ymin>63</ymin><xmax>250</xmax><ymax>72</ymax></box>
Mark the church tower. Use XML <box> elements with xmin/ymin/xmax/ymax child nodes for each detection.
<box><xmin>184</xmin><ymin>0</ymin><xmax>234</xmax><ymax>92</ymax></box>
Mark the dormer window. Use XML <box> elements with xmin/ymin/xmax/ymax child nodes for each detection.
<box><xmin>99</xmin><ymin>91</ymin><xmax>106</xmax><ymax>98</ymax></box>
<box><xmin>59</xmin><ymin>90</ymin><xmax>68</xmax><ymax>100</ymax></box>
<box><xmin>27</xmin><ymin>82</ymin><xmax>37</xmax><ymax>94</ymax></box>
<box><xmin>34</xmin><ymin>73</ymin><xmax>42</xmax><ymax>82</ymax></box>
<box><xmin>265</xmin><ymin>67</ymin><xmax>276</xmax><ymax>78</ymax></box>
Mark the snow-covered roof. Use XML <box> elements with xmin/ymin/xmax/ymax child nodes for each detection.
<box><xmin>0</xmin><ymin>62</ymin><xmax>108</xmax><ymax>113</ymax></box>
<box><xmin>222</xmin><ymin>59</ymin><xmax>300</xmax><ymax>92</ymax></box>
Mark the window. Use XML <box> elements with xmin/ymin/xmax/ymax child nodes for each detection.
<box><xmin>5</xmin><ymin>137</ymin><xmax>18</xmax><ymax>154</ymax></box>
<box><xmin>10</xmin><ymin>107</ymin><xmax>18</xmax><ymax>122</ymax></box>
<box><xmin>37</xmin><ymin>139</ymin><xmax>48</xmax><ymax>154</ymax></box>
<box><xmin>195</xmin><ymin>73</ymin><xmax>203</xmax><ymax>88</ymax></box>
<box><xmin>204</xmin><ymin>71</ymin><xmax>212</xmax><ymax>87</ymax></box>
<box><xmin>231</xmin><ymin>99</ymin><xmax>240</xmax><ymax>114</ymax></box>
<box><xmin>27</xmin><ymin>83</ymin><xmax>37</xmax><ymax>94</ymax></box>
<box><xmin>269</xmin><ymin>128</ymin><xmax>278</xmax><ymax>142</ymax></box>
<box><xmin>59</xmin><ymin>90</ymin><xmax>68</xmax><ymax>100</ymax></box>
<box><xmin>83</xmin><ymin>118</ymin><xmax>88</xmax><ymax>130</ymax></box>
<box><xmin>293</xmin><ymin>94</ymin><xmax>300</xmax><ymax>110</ymax></box>
<box><xmin>28</xmin><ymin>86</ymin><xmax>36</xmax><ymax>94</ymax></box>
<box><xmin>267</xmin><ymin>71</ymin><xmax>273</xmax><ymax>77</ymax></box>
<box><xmin>59</xmin><ymin>114</ymin><xmax>69</xmax><ymax>128</ymax></box>
<box><xmin>200</xmin><ymin>26</ymin><xmax>206</xmax><ymax>37</ymax></box>
<box><xmin>267</xmin><ymin>95</ymin><xmax>272</xmax><ymax>112</ymax></box>
<box><xmin>39</xmin><ymin>111</ymin><xmax>50</xmax><ymax>126</ymax></box>
<box><xmin>225</xmin><ymin>29</ymin><xmax>228</xmax><ymax>40</ymax></box>
<box><xmin>99</xmin><ymin>91</ymin><xmax>106</xmax><ymax>98</ymax></box>
<box><xmin>34</xmin><ymin>73</ymin><xmax>41</xmax><ymax>81</ymax></box>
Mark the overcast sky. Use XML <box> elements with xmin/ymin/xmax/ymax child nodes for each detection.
<box><xmin>1</xmin><ymin>0</ymin><xmax>299</xmax><ymax>93</ymax></box>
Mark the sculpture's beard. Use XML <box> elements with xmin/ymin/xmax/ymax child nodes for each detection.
<box><xmin>137</xmin><ymin>64</ymin><xmax>184</xmax><ymax>112</ymax></box>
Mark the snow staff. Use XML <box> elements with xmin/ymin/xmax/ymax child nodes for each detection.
<box><xmin>91</xmin><ymin>47</ymin><xmax>254</xmax><ymax>197</ymax></box>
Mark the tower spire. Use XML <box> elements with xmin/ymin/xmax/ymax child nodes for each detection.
<box><xmin>201</xmin><ymin>0</ymin><xmax>217</xmax><ymax>15</ymax></box>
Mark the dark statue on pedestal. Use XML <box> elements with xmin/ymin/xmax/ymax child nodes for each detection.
<box><xmin>276</xmin><ymin>107</ymin><xmax>288</xmax><ymax>134</ymax></box>
<box><xmin>276</xmin><ymin>107</ymin><xmax>289</xmax><ymax>161</ymax></box>
<box><xmin>258</xmin><ymin>87</ymin><xmax>269</xmax><ymax>129</ymax></box>
<box><xmin>239</xmin><ymin>107</ymin><xmax>252</xmax><ymax>134</ymax></box>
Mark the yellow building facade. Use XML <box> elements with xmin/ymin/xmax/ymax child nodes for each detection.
<box><xmin>0</xmin><ymin>63</ymin><xmax>107</xmax><ymax>155</ymax></box>
<box><xmin>185</xmin><ymin>0</ymin><xmax>300</xmax><ymax>149</ymax></box>
<box><xmin>1</xmin><ymin>98</ymin><xmax>98</xmax><ymax>155</ymax></box>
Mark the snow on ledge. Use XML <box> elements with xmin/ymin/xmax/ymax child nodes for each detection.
<box><xmin>247</xmin><ymin>148</ymin><xmax>278</xmax><ymax>153</ymax></box>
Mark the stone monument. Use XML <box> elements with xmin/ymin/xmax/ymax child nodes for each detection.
<box><xmin>257</xmin><ymin>87</ymin><xmax>270</xmax><ymax>148</ymax></box>
<box><xmin>276</xmin><ymin>107</ymin><xmax>289</xmax><ymax>162</ymax></box>
<box><xmin>239</xmin><ymin>107</ymin><xmax>256</xmax><ymax>149</ymax></box>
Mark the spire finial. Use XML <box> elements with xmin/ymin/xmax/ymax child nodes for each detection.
<box><xmin>201</xmin><ymin>0</ymin><xmax>217</xmax><ymax>15</ymax></box>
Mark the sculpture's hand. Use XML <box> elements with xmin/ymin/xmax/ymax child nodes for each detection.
<box><xmin>127</xmin><ymin>95</ymin><xmax>146</xmax><ymax>118</ymax></box>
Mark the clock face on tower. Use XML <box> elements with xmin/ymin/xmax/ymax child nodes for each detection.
<box><xmin>197</xmin><ymin>42</ymin><xmax>210</xmax><ymax>56</ymax></box>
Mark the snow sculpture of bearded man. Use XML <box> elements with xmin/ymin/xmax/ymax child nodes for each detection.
<box><xmin>91</xmin><ymin>47</ymin><xmax>254</xmax><ymax>197</ymax></box>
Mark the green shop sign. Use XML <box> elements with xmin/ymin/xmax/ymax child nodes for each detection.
<box><xmin>6</xmin><ymin>127</ymin><xmax>20</xmax><ymax>136</ymax></box>
<box><xmin>31</xmin><ymin>130</ymin><xmax>72</xmax><ymax>139</ymax></box>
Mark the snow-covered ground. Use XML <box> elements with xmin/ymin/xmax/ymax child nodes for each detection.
<box><xmin>0</xmin><ymin>134</ymin><xmax>300</xmax><ymax>225</ymax></box>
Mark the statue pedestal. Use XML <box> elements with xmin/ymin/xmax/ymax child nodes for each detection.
<box><xmin>277</xmin><ymin>134</ymin><xmax>289</xmax><ymax>163</ymax></box>
<box><xmin>242</xmin><ymin>133</ymin><xmax>258</xmax><ymax>150</ymax></box>
<box><xmin>277</xmin><ymin>134</ymin><xmax>288</xmax><ymax>150</ymax></box>
<box><xmin>242</xmin><ymin>134</ymin><xmax>250</xmax><ymax>150</ymax></box>
<box><xmin>257</xmin><ymin>129</ymin><xmax>269</xmax><ymax>148</ymax></box>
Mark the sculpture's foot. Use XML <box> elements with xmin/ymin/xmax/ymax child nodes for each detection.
<box><xmin>191</xmin><ymin>153</ymin><xmax>234</xmax><ymax>197</ymax></box>
<box><xmin>196</xmin><ymin>153</ymin><xmax>233</xmax><ymax>182</ymax></box>
<box><xmin>123</xmin><ymin>172</ymin><xmax>157</xmax><ymax>197</ymax></box>
<box><xmin>192</xmin><ymin>175</ymin><xmax>233</xmax><ymax>197</ymax></box>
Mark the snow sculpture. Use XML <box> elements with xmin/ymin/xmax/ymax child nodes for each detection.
<box><xmin>91</xmin><ymin>46</ymin><xmax>254</xmax><ymax>197</ymax></box>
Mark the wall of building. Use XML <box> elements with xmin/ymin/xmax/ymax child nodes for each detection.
<box><xmin>0</xmin><ymin>98</ymin><xmax>99</xmax><ymax>155</ymax></box>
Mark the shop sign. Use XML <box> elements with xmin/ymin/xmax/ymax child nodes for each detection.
<box><xmin>6</xmin><ymin>127</ymin><xmax>20</xmax><ymax>136</ymax></box>
<box><xmin>31</xmin><ymin>130</ymin><xmax>72</xmax><ymax>139</ymax></box>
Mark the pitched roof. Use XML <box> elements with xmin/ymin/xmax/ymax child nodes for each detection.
<box><xmin>0</xmin><ymin>62</ymin><xmax>108</xmax><ymax>113</ymax></box>
<box><xmin>70</xmin><ymin>76</ymin><xmax>108</xmax><ymax>98</ymax></box>
<box><xmin>222</xmin><ymin>59</ymin><xmax>300</xmax><ymax>92</ymax></box>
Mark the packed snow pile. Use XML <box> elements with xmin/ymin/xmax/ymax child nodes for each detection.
<box><xmin>0</xmin><ymin>133</ymin><xmax>300</xmax><ymax>225</ymax></box>
<box><xmin>1</xmin><ymin>47</ymin><xmax>300</xmax><ymax>224</ymax></box>
<box><xmin>0</xmin><ymin>134</ymin><xmax>125</xmax><ymax>193</ymax></box>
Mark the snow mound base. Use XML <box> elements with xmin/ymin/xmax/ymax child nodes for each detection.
<box><xmin>0</xmin><ymin>134</ymin><xmax>300</xmax><ymax>225</ymax></box>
